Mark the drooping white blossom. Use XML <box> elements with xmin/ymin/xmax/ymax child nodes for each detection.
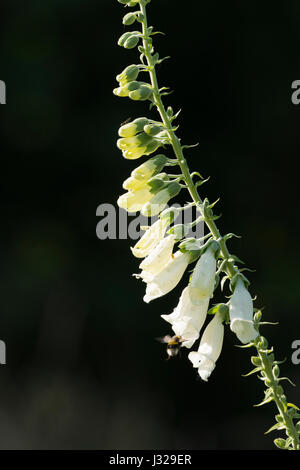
<box><xmin>142</xmin><ymin>251</ymin><xmax>190</xmax><ymax>303</ymax></box>
<box><xmin>161</xmin><ymin>285</ymin><xmax>210</xmax><ymax>348</ymax></box>
<box><xmin>139</xmin><ymin>235</ymin><xmax>176</xmax><ymax>275</ymax></box>
<box><xmin>229</xmin><ymin>278</ymin><xmax>258</xmax><ymax>344</ymax></box>
<box><xmin>188</xmin><ymin>312</ymin><xmax>224</xmax><ymax>381</ymax></box>
<box><xmin>189</xmin><ymin>245</ymin><xmax>217</xmax><ymax>304</ymax></box>
<box><xmin>131</xmin><ymin>218</ymin><xmax>170</xmax><ymax>258</ymax></box>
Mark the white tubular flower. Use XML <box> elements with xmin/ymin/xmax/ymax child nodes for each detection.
<box><xmin>131</xmin><ymin>218</ymin><xmax>170</xmax><ymax>258</ymax></box>
<box><xmin>161</xmin><ymin>286</ymin><xmax>210</xmax><ymax>348</ymax></box>
<box><xmin>229</xmin><ymin>279</ymin><xmax>259</xmax><ymax>344</ymax></box>
<box><xmin>142</xmin><ymin>251</ymin><xmax>190</xmax><ymax>303</ymax></box>
<box><xmin>139</xmin><ymin>235</ymin><xmax>176</xmax><ymax>275</ymax></box>
<box><xmin>117</xmin><ymin>186</ymin><xmax>153</xmax><ymax>213</ymax></box>
<box><xmin>188</xmin><ymin>312</ymin><xmax>224</xmax><ymax>382</ymax></box>
<box><xmin>189</xmin><ymin>245</ymin><xmax>217</xmax><ymax>304</ymax></box>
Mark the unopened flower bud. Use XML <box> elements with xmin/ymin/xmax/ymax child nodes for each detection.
<box><xmin>117</xmin><ymin>132</ymin><xmax>153</xmax><ymax>151</ymax></box>
<box><xmin>129</xmin><ymin>85</ymin><xmax>153</xmax><ymax>101</ymax></box>
<box><xmin>113</xmin><ymin>80</ymin><xmax>140</xmax><ymax>98</ymax></box>
<box><xmin>118</xmin><ymin>31</ymin><xmax>140</xmax><ymax>49</ymax></box>
<box><xmin>119</xmin><ymin>117</ymin><xmax>149</xmax><ymax>137</ymax></box>
<box><xmin>123</xmin><ymin>12</ymin><xmax>137</xmax><ymax>25</ymax></box>
<box><xmin>131</xmin><ymin>154</ymin><xmax>168</xmax><ymax>180</ymax></box>
<box><xmin>141</xmin><ymin>182</ymin><xmax>181</xmax><ymax>216</ymax></box>
<box><xmin>116</xmin><ymin>64</ymin><xmax>140</xmax><ymax>85</ymax></box>
<box><xmin>251</xmin><ymin>356</ymin><xmax>261</xmax><ymax>366</ymax></box>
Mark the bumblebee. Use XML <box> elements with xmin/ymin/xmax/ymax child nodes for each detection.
<box><xmin>157</xmin><ymin>334</ymin><xmax>183</xmax><ymax>359</ymax></box>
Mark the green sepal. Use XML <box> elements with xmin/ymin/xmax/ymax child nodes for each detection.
<box><xmin>147</xmin><ymin>173</ymin><xmax>168</xmax><ymax>193</ymax></box>
<box><xmin>168</xmin><ymin>224</ymin><xmax>191</xmax><ymax>241</ymax></box>
<box><xmin>229</xmin><ymin>272</ymin><xmax>251</xmax><ymax>291</ymax></box>
<box><xmin>220</xmin><ymin>274</ymin><xmax>230</xmax><ymax>292</ymax></box>
<box><xmin>254</xmin><ymin>395</ymin><xmax>274</xmax><ymax>407</ymax></box>
<box><xmin>264</xmin><ymin>422</ymin><xmax>286</xmax><ymax>435</ymax></box>
<box><xmin>287</xmin><ymin>403</ymin><xmax>300</xmax><ymax>411</ymax></box>
<box><xmin>144</xmin><ymin>123</ymin><xmax>163</xmax><ymax>136</ymax></box>
<box><xmin>207</xmin><ymin>303</ymin><xmax>229</xmax><ymax>317</ymax></box>
<box><xmin>242</xmin><ymin>367</ymin><xmax>262</xmax><ymax>377</ymax></box>
<box><xmin>274</xmin><ymin>438</ymin><xmax>289</xmax><ymax>449</ymax></box>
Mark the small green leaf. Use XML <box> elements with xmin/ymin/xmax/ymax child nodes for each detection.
<box><xmin>265</xmin><ymin>422</ymin><xmax>285</xmax><ymax>434</ymax></box>
<box><xmin>242</xmin><ymin>367</ymin><xmax>262</xmax><ymax>377</ymax></box>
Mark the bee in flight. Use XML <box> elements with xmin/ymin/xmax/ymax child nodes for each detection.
<box><xmin>156</xmin><ymin>334</ymin><xmax>184</xmax><ymax>360</ymax></box>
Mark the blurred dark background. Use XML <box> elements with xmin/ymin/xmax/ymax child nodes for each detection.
<box><xmin>0</xmin><ymin>0</ymin><xmax>300</xmax><ymax>450</ymax></box>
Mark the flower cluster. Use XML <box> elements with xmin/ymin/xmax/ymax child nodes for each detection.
<box><xmin>114</xmin><ymin>0</ymin><xmax>259</xmax><ymax>382</ymax></box>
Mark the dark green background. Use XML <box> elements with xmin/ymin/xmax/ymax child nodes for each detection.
<box><xmin>0</xmin><ymin>0</ymin><xmax>300</xmax><ymax>450</ymax></box>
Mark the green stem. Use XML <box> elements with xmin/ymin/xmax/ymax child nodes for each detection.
<box><xmin>138</xmin><ymin>1</ymin><xmax>300</xmax><ymax>450</ymax></box>
<box><xmin>253</xmin><ymin>337</ymin><xmax>300</xmax><ymax>450</ymax></box>
<box><xmin>139</xmin><ymin>0</ymin><xmax>236</xmax><ymax>279</ymax></box>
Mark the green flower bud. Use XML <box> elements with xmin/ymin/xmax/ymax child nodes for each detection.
<box><xmin>129</xmin><ymin>85</ymin><xmax>153</xmax><ymax>101</ymax></box>
<box><xmin>131</xmin><ymin>154</ymin><xmax>168</xmax><ymax>180</ymax></box>
<box><xmin>118</xmin><ymin>31</ymin><xmax>133</xmax><ymax>47</ymax></box>
<box><xmin>116</xmin><ymin>64</ymin><xmax>139</xmax><ymax>85</ymax></box>
<box><xmin>123</xmin><ymin>12</ymin><xmax>137</xmax><ymax>25</ymax></box>
<box><xmin>274</xmin><ymin>438</ymin><xmax>287</xmax><ymax>449</ymax></box>
<box><xmin>251</xmin><ymin>356</ymin><xmax>261</xmax><ymax>367</ymax></box>
<box><xmin>272</xmin><ymin>365</ymin><xmax>280</xmax><ymax>378</ymax></box>
<box><xmin>117</xmin><ymin>132</ymin><xmax>153</xmax><ymax>151</ymax></box>
<box><xmin>276</xmin><ymin>385</ymin><xmax>284</xmax><ymax>396</ymax></box>
<box><xmin>125</xmin><ymin>35</ymin><xmax>140</xmax><ymax>49</ymax></box>
<box><xmin>113</xmin><ymin>81</ymin><xmax>140</xmax><ymax>98</ymax></box>
<box><xmin>258</xmin><ymin>337</ymin><xmax>268</xmax><ymax>349</ymax></box>
<box><xmin>275</xmin><ymin>414</ymin><xmax>283</xmax><ymax>423</ymax></box>
<box><xmin>119</xmin><ymin>117</ymin><xmax>149</xmax><ymax>137</ymax></box>
<box><xmin>143</xmin><ymin>124</ymin><xmax>163</xmax><ymax>136</ymax></box>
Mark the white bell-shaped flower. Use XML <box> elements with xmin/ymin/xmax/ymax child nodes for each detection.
<box><xmin>229</xmin><ymin>278</ymin><xmax>258</xmax><ymax>344</ymax></box>
<box><xmin>131</xmin><ymin>218</ymin><xmax>170</xmax><ymax>258</ymax></box>
<box><xmin>142</xmin><ymin>251</ymin><xmax>190</xmax><ymax>303</ymax></box>
<box><xmin>188</xmin><ymin>312</ymin><xmax>224</xmax><ymax>381</ymax></box>
<box><xmin>139</xmin><ymin>235</ymin><xmax>176</xmax><ymax>275</ymax></box>
<box><xmin>161</xmin><ymin>285</ymin><xmax>210</xmax><ymax>348</ymax></box>
<box><xmin>189</xmin><ymin>245</ymin><xmax>217</xmax><ymax>304</ymax></box>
